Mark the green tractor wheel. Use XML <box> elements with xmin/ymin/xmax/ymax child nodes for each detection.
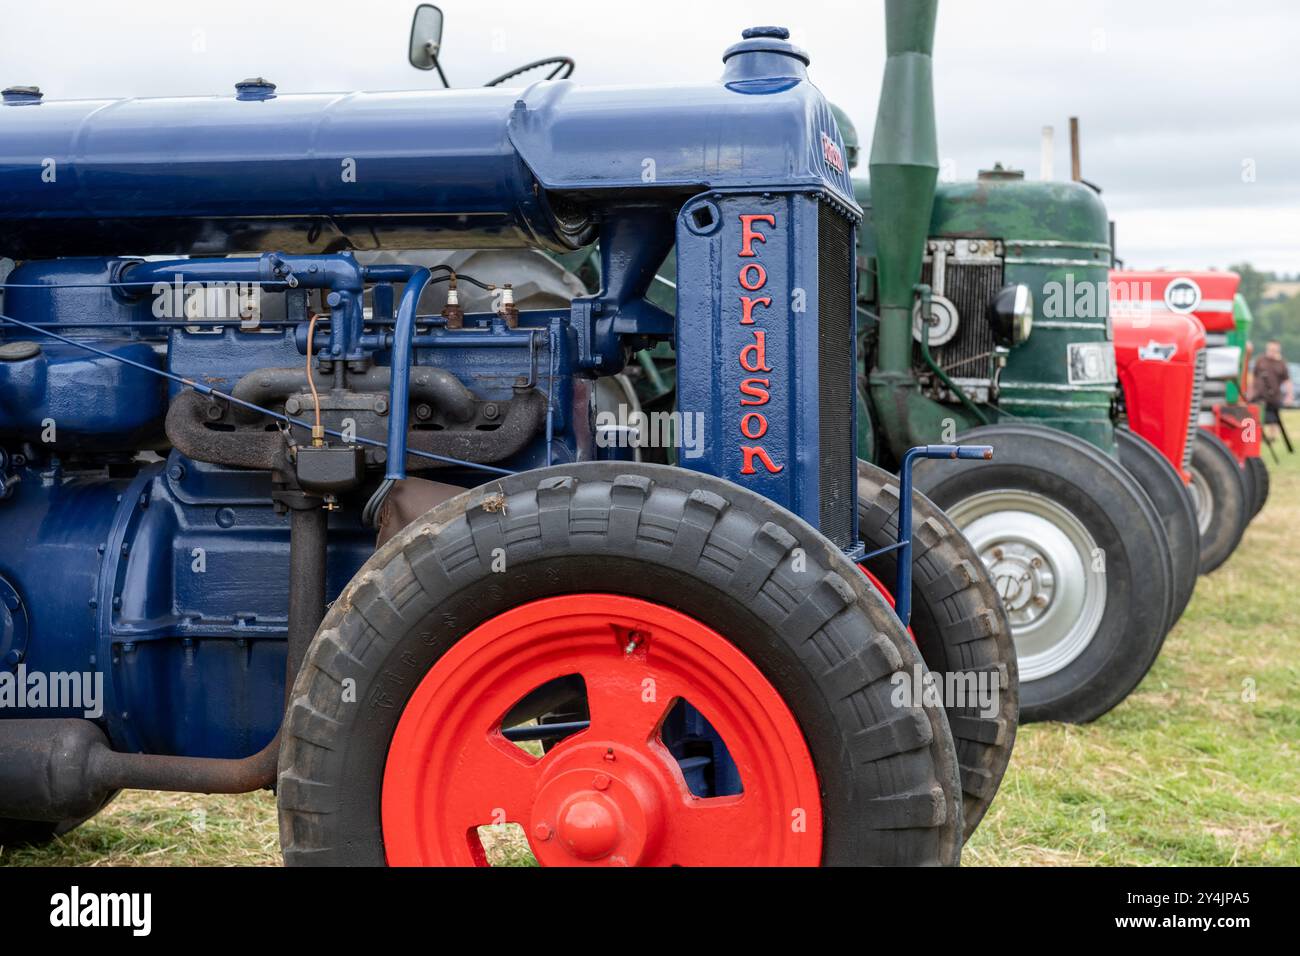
<box><xmin>913</xmin><ymin>423</ymin><xmax>1175</xmax><ymax>724</ymax></box>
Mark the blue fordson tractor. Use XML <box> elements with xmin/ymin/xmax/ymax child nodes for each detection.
<box><xmin>0</xmin><ymin>4</ymin><xmax>1015</xmax><ymax>865</ymax></box>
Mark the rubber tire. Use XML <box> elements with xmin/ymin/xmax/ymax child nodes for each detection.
<box><xmin>1240</xmin><ymin>455</ymin><xmax>1258</xmax><ymax>522</ymax></box>
<box><xmin>1115</xmin><ymin>428</ymin><xmax>1200</xmax><ymax>625</ymax></box>
<box><xmin>857</xmin><ymin>460</ymin><xmax>1018</xmax><ymax>839</ymax></box>
<box><xmin>912</xmin><ymin>423</ymin><xmax>1175</xmax><ymax>724</ymax></box>
<box><xmin>1190</xmin><ymin>431</ymin><xmax>1248</xmax><ymax>574</ymax></box>
<box><xmin>1246</xmin><ymin>456</ymin><xmax>1269</xmax><ymax>519</ymax></box>
<box><xmin>278</xmin><ymin>462</ymin><xmax>964</xmax><ymax>866</ymax></box>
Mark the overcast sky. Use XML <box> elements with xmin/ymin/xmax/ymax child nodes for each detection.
<box><xmin>2</xmin><ymin>0</ymin><xmax>1296</xmax><ymax>271</ymax></box>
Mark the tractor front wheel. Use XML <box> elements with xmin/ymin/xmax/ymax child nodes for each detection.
<box><xmin>912</xmin><ymin>424</ymin><xmax>1174</xmax><ymax>724</ymax></box>
<box><xmin>1188</xmin><ymin>431</ymin><xmax>1249</xmax><ymax>574</ymax></box>
<box><xmin>1245</xmin><ymin>456</ymin><xmax>1269</xmax><ymax>519</ymax></box>
<box><xmin>1115</xmin><ymin>427</ymin><xmax>1200</xmax><ymax>624</ymax></box>
<box><xmin>277</xmin><ymin>463</ymin><xmax>964</xmax><ymax>866</ymax></box>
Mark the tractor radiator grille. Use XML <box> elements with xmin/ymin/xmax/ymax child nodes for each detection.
<box><xmin>1199</xmin><ymin>331</ymin><xmax>1229</xmax><ymax>412</ymax></box>
<box><xmin>914</xmin><ymin>260</ymin><xmax>1005</xmax><ymax>374</ymax></box>
<box><xmin>1185</xmin><ymin>347</ymin><xmax>1207</xmax><ymax>472</ymax></box>
<box><xmin>817</xmin><ymin>204</ymin><xmax>855</xmax><ymax>549</ymax></box>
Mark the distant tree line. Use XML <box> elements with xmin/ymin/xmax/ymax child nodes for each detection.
<box><xmin>1230</xmin><ymin>263</ymin><xmax>1300</xmax><ymax>360</ymax></box>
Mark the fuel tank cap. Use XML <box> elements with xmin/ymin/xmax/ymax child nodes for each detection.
<box><xmin>235</xmin><ymin>77</ymin><xmax>277</xmax><ymax>101</ymax></box>
<box><xmin>2</xmin><ymin>85</ymin><xmax>42</xmax><ymax>105</ymax></box>
<box><xmin>723</xmin><ymin>25</ymin><xmax>809</xmax><ymax>65</ymax></box>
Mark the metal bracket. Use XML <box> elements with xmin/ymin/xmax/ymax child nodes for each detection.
<box><xmin>893</xmin><ymin>443</ymin><xmax>993</xmax><ymax>627</ymax></box>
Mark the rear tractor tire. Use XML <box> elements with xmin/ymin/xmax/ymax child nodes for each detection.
<box><xmin>278</xmin><ymin>463</ymin><xmax>964</xmax><ymax>866</ymax></box>
<box><xmin>857</xmin><ymin>460</ymin><xmax>1018</xmax><ymax>839</ymax></box>
<box><xmin>1188</xmin><ymin>431</ymin><xmax>1249</xmax><ymax>574</ymax></box>
<box><xmin>912</xmin><ymin>424</ymin><xmax>1175</xmax><ymax>724</ymax></box>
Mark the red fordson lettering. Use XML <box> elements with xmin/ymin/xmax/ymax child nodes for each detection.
<box><xmin>820</xmin><ymin>131</ymin><xmax>845</xmax><ymax>174</ymax></box>
<box><xmin>736</xmin><ymin>213</ymin><xmax>783</xmax><ymax>475</ymax></box>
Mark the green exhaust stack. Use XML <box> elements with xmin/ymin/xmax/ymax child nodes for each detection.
<box><xmin>869</xmin><ymin>0</ymin><xmax>939</xmax><ymax>375</ymax></box>
<box><xmin>865</xmin><ymin>0</ymin><xmax>948</xmax><ymax>460</ymax></box>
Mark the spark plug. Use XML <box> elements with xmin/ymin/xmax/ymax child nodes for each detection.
<box><xmin>498</xmin><ymin>283</ymin><xmax>519</xmax><ymax>330</ymax></box>
<box><xmin>441</xmin><ymin>278</ymin><xmax>464</xmax><ymax>330</ymax></box>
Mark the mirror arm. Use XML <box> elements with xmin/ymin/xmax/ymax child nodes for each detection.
<box><xmin>430</xmin><ymin>50</ymin><xmax>451</xmax><ymax>89</ymax></box>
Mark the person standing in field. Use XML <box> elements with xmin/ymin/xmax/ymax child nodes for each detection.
<box><xmin>1252</xmin><ymin>340</ymin><xmax>1294</xmax><ymax>442</ymax></box>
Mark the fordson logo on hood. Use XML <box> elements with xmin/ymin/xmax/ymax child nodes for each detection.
<box><xmin>1164</xmin><ymin>277</ymin><xmax>1202</xmax><ymax>314</ymax></box>
<box><xmin>1139</xmin><ymin>340</ymin><xmax>1178</xmax><ymax>362</ymax></box>
<box><xmin>820</xmin><ymin>132</ymin><xmax>845</xmax><ymax>174</ymax></box>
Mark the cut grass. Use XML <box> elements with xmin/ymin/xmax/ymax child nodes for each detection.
<box><xmin>4</xmin><ymin>416</ymin><xmax>1298</xmax><ymax>867</ymax></box>
<box><xmin>966</xmin><ymin>416</ymin><xmax>1300</xmax><ymax>866</ymax></box>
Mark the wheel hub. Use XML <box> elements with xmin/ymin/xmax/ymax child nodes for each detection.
<box><xmin>946</xmin><ymin>490</ymin><xmax>1106</xmax><ymax>682</ymax></box>
<box><xmin>985</xmin><ymin>542</ymin><xmax>1054</xmax><ymax>620</ymax></box>
<box><xmin>529</xmin><ymin>746</ymin><xmax>664</xmax><ymax>866</ymax></box>
<box><xmin>558</xmin><ymin>796</ymin><xmax>618</xmax><ymax>859</ymax></box>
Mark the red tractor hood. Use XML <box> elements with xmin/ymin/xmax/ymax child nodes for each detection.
<box><xmin>1110</xmin><ymin>270</ymin><xmax>1241</xmax><ymax>333</ymax></box>
<box><xmin>1112</xmin><ymin>299</ymin><xmax>1207</xmax><ymax>483</ymax></box>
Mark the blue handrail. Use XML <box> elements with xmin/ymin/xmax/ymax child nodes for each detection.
<box><xmin>894</xmin><ymin>444</ymin><xmax>994</xmax><ymax>627</ymax></box>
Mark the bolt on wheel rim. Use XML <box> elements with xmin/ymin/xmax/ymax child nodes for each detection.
<box><xmin>381</xmin><ymin>594</ymin><xmax>823</xmax><ymax>866</ymax></box>
<box><xmin>946</xmin><ymin>490</ymin><xmax>1106</xmax><ymax>682</ymax></box>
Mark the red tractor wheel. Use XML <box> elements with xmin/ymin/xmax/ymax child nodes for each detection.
<box><xmin>277</xmin><ymin>463</ymin><xmax>964</xmax><ymax>866</ymax></box>
<box><xmin>382</xmin><ymin>595</ymin><xmax>821</xmax><ymax>866</ymax></box>
<box><xmin>1245</xmin><ymin>456</ymin><xmax>1269</xmax><ymax>518</ymax></box>
<box><xmin>1188</xmin><ymin>431</ymin><xmax>1249</xmax><ymax>573</ymax></box>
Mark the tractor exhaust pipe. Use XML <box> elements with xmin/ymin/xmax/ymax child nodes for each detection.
<box><xmin>868</xmin><ymin>0</ymin><xmax>939</xmax><ymax>377</ymax></box>
<box><xmin>1040</xmin><ymin>125</ymin><xmax>1056</xmax><ymax>180</ymax></box>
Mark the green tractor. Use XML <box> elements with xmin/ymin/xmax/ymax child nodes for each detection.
<box><xmin>851</xmin><ymin>5</ymin><xmax>1187</xmax><ymax>725</ymax></box>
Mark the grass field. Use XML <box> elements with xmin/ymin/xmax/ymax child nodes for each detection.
<box><xmin>4</xmin><ymin>418</ymin><xmax>1298</xmax><ymax>867</ymax></box>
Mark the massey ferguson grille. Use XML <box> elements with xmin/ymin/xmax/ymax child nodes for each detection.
<box><xmin>817</xmin><ymin>204</ymin><xmax>855</xmax><ymax>549</ymax></box>
<box><xmin>915</xmin><ymin>260</ymin><xmax>1004</xmax><ymax>374</ymax></box>
<box><xmin>1185</xmin><ymin>348</ymin><xmax>1207</xmax><ymax>472</ymax></box>
<box><xmin>1197</xmin><ymin>332</ymin><xmax>1228</xmax><ymax>412</ymax></box>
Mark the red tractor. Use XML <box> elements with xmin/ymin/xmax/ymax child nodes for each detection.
<box><xmin>1110</xmin><ymin>294</ymin><xmax>1205</xmax><ymax>613</ymax></box>
<box><xmin>1111</xmin><ymin>270</ymin><xmax>1257</xmax><ymax>572</ymax></box>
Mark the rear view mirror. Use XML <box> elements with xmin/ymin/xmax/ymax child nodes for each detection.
<box><xmin>409</xmin><ymin>5</ymin><xmax>445</xmax><ymax>71</ymax></box>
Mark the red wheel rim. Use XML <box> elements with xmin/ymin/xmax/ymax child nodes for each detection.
<box><xmin>858</xmin><ymin>564</ymin><xmax>914</xmax><ymax>640</ymax></box>
<box><xmin>382</xmin><ymin>594</ymin><xmax>823</xmax><ymax>866</ymax></box>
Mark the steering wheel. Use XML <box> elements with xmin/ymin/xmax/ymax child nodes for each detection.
<box><xmin>484</xmin><ymin>57</ymin><xmax>575</xmax><ymax>87</ymax></box>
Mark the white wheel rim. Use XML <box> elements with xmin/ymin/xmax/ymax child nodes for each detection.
<box><xmin>1188</xmin><ymin>466</ymin><xmax>1214</xmax><ymax>535</ymax></box>
<box><xmin>946</xmin><ymin>490</ymin><xmax>1107</xmax><ymax>682</ymax></box>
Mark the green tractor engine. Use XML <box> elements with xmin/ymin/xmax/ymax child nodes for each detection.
<box><xmin>857</xmin><ymin>170</ymin><xmax>1116</xmax><ymax>459</ymax></box>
